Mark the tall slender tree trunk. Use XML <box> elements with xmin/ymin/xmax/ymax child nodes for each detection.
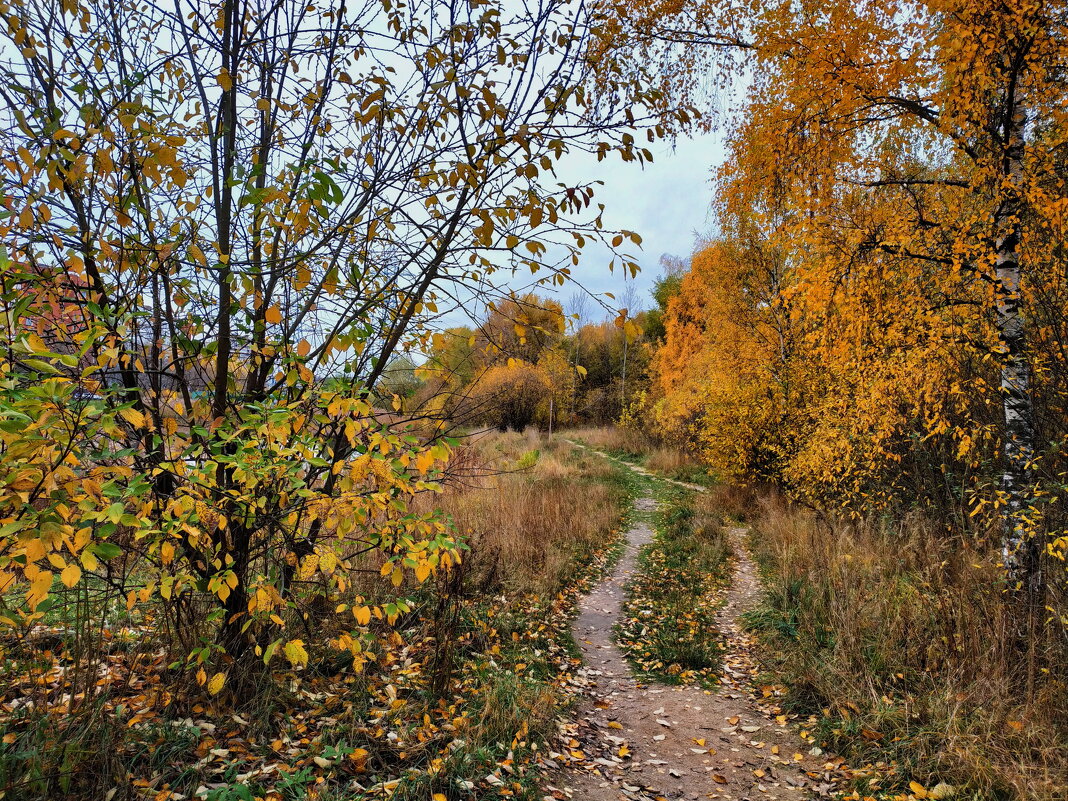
<box><xmin>994</xmin><ymin>98</ymin><xmax>1042</xmax><ymax>601</ymax></box>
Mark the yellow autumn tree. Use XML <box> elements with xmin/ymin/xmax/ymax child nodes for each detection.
<box><xmin>651</xmin><ymin>236</ymin><xmax>796</xmax><ymax>482</ymax></box>
<box><xmin>0</xmin><ymin>0</ymin><xmax>664</xmax><ymax>678</ymax></box>
<box><xmin>609</xmin><ymin>0</ymin><xmax>1068</xmax><ymax>599</ymax></box>
<box><xmin>464</xmin><ymin>361</ymin><xmax>551</xmax><ymax>432</ymax></box>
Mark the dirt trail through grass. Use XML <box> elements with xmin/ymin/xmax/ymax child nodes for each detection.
<box><xmin>550</xmin><ymin>448</ymin><xmax>836</xmax><ymax>801</ymax></box>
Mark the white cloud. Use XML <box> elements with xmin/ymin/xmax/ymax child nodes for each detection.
<box><xmin>546</xmin><ymin>129</ymin><xmax>725</xmax><ymax>316</ymax></box>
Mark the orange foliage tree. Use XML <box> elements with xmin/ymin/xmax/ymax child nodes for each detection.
<box><xmin>620</xmin><ymin>0</ymin><xmax>1068</xmax><ymax>602</ymax></box>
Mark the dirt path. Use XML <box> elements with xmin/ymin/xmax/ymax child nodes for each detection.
<box><xmin>548</xmin><ymin>461</ymin><xmax>838</xmax><ymax>801</ymax></box>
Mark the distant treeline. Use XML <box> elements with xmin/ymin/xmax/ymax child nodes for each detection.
<box><xmin>375</xmin><ymin>285</ymin><xmax>680</xmax><ymax>431</ymax></box>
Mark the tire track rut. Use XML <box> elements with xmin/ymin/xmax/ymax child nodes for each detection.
<box><xmin>547</xmin><ymin>451</ymin><xmax>839</xmax><ymax>801</ymax></box>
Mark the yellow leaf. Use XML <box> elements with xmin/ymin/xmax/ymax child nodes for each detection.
<box><xmin>120</xmin><ymin>407</ymin><xmax>146</xmax><ymax>428</ymax></box>
<box><xmin>60</xmin><ymin>563</ymin><xmax>81</xmax><ymax>588</ymax></box>
<box><xmin>196</xmin><ymin>668</ymin><xmax>207</xmax><ymax>686</ymax></box>
<box><xmin>415</xmin><ymin>562</ymin><xmax>431</xmax><ymax>583</ymax></box>
<box><xmin>23</xmin><ymin>539</ymin><xmax>46</xmax><ymax>563</ymax></box>
<box><xmin>207</xmin><ymin>672</ymin><xmax>226</xmax><ymax>695</ymax></box>
<box><xmin>910</xmin><ymin>781</ymin><xmax>928</xmax><ymax>799</ymax></box>
<box><xmin>28</xmin><ymin>571</ymin><xmax>52</xmax><ymax>608</ymax></box>
<box><xmin>295</xmin><ymin>264</ymin><xmax>311</xmax><ymax>290</ymax></box>
<box><xmin>283</xmin><ymin>639</ymin><xmax>309</xmax><ymax>667</ymax></box>
<box><xmin>265</xmin><ymin>305</ymin><xmax>282</xmax><ymax>324</ymax></box>
<box><xmin>161</xmin><ymin>542</ymin><xmax>175</xmax><ymax>565</ymax></box>
<box><xmin>415</xmin><ymin>450</ymin><xmax>435</xmax><ymax>474</ymax></box>
<box><xmin>216</xmin><ymin>69</ymin><xmax>233</xmax><ymax>91</ymax></box>
<box><xmin>354</xmin><ymin>606</ymin><xmax>371</xmax><ymax>625</ymax></box>
<box><xmin>297</xmin><ymin>339</ymin><xmax>311</xmax><ymax>357</ymax></box>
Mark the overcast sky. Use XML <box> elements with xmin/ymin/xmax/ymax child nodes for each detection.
<box><xmin>540</xmin><ymin>129</ymin><xmax>726</xmax><ymax>320</ymax></box>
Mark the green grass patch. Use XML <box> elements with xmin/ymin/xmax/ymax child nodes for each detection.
<box><xmin>616</xmin><ymin>482</ymin><xmax>731</xmax><ymax>686</ymax></box>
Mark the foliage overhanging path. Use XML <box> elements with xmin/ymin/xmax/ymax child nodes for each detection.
<box><xmin>553</xmin><ymin>442</ymin><xmax>841</xmax><ymax>801</ymax></box>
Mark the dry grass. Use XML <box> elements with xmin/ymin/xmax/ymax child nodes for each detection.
<box><xmin>568</xmin><ymin>425</ymin><xmax>713</xmax><ymax>486</ymax></box>
<box><xmin>566</xmin><ymin>425</ymin><xmax>651</xmax><ymax>457</ymax></box>
<box><xmin>645</xmin><ymin>446</ymin><xmax>692</xmax><ymax>475</ymax></box>
<box><xmin>745</xmin><ymin>493</ymin><xmax>1068</xmax><ymax>800</ymax></box>
<box><xmin>420</xmin><ymin>429</ymin><xmax>628</xmax><ymax>598</ymax></box>
<box><xmin>698</xmin><ymin>482</ymin><xmax>760</xmax><ymax>522</ymax></box>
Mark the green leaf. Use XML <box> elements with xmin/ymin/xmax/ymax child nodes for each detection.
<box><xmin>93</xmin><ymin>542</ymin><xmax>122</xmax><ymax>560</ymax></box>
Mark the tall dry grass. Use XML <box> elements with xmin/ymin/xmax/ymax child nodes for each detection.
<box><xmin>644</xmin><ymin>446</ymin><xmax>694</xmax><ymax>475</ymax></box>
<box><xmin>565</xmin><ymin>425</ymin><xmax>651</xmax><ymax>457</ymax></box>
<box><xmin>746</xmin><ymin>493</ymin><xmax>1068</xmax><ymax>800</ymax></box>
<box><xmin>427</xmin><ymin>429</ymin><xmax>627</xmax><ymax>597</ymax></box>
<box><xmin>567</xmin><ymin>425</ymin><xmax>713</xmax><ymax>486</ymax></box>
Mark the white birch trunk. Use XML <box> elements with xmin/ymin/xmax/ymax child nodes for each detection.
<box><xmin>995</xmin><ymin>99</ymin><xmax>1041</xmax><ymax>597</ymax></box>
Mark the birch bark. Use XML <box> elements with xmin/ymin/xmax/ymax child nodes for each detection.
<box><xmin>994</xmin><ymin>98</ymin><xmax>1041</xmax><ymax>597</ymax></box>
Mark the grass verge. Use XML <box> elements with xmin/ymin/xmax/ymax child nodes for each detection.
<box><xmin>567</xmin><ymin>426</ymin><xmax>717</xmax><ymax>488</ymax></box>
<box><xmin>741</xmin><ymin>493</ymin><xmax>1068</xmax><ymax>801</ymax></box>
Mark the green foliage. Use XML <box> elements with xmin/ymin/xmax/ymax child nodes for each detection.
<box><xmin>644</xmin><ymin>272</ymin><xmax>684</xmax><ymax>342</ymax></box>
<box><xmin>0</xmin><ymin>701</ymin><xmax>126</xmax><ymax>798</ymax></box>
<box><xmin>205</xmin><ymin>785</ymin><xmax>256</xmax><ymax>801</ymax></box>
<box><xmin>374</xmin><ymin>356</ymin><xmax>425</xmax><ymax>409</ymax></box>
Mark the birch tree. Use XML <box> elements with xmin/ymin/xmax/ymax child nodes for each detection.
<box><xmin>601</xmin><ymin>0</ymin><xmax>1068</xmax><ymax>600</ymax></box>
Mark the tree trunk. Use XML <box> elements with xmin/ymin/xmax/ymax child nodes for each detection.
<box><xmin>994</xmin><ymin>97</ymin><xmax>1042</xmax><ymax>600</ymax></box>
